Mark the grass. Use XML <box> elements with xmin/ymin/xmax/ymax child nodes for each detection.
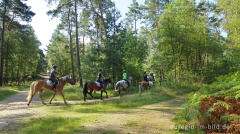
<box><xmin>0</xmin><ymin>84</ymin><xmax>30</xmax><ymax>101</ymax></box>
<box><xmin>2</xmin><ymin>85</ymin><xmax>187</xmax><ymax>134</ymax></box>
<box><xmin>42</xmin><ymin>84</ymin><xmax>140</xmax><ymax>101</ymax></box>
<box><xmin>44</xmin><ymin>87</ymin><xmax>174</xmax><ymax>114</ymax></box>
<box><xmin>7</xmin><ymin>116</ymin><xmax>99</xmax><ymax>134</ymax></box>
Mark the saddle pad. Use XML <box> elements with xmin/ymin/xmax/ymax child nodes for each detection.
<box><xmin>95</xmin><ymin>82</ymin><xmax>101</xmax><ymax>87</ymax></box>
<box><xmin>47</xmin><ymin>80</ymin><xmax>54</xmax><ymax>86</ymax></box>
<box><xmin>47</xmin><ymin>80</ymin><xmax>58</xmax><ymax>86</ymax></box>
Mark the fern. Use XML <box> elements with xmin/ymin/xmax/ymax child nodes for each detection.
<box><xmin>213</xmin><ymin>100</ymin><xmax>230</xmax><ymax>110</ymax></box>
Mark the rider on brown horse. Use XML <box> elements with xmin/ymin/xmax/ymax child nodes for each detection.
<box><xmin>97</xmin><ymin>69</ymin><xmax>105</xmax><ymax>90</ymax></box>
<box><xmin>49</xmin><ymin>65</ymin><xmax>58</xmax><ymax>90</ymax></box>
<box><xmin>144</xmin><ymin>72</ymin><xmax>149</xmax><ymax>82</ymax></box>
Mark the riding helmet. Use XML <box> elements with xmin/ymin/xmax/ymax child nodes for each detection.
<box><xmin>52</xmin><ymin>65</ymin><xmax>57</xmax><ymax>69</ymax></box>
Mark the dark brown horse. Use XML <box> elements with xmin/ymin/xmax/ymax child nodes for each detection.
<box><xmin>83</xmin><ymin>78</ymin><xmax>111</xmax><ymax>101</ymax></box>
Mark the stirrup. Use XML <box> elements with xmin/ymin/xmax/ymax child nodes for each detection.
<box><xmin>52</xmin><ymin>87</ymin><xmax>56</xmax><ymax>90</ymax></box>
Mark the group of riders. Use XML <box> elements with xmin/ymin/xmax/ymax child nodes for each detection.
<box><xmin>48</xmin><ymin>65</ymin><xmax>155</xmax><ymax>90</ymax></box>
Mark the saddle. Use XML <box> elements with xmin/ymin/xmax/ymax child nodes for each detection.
<box><xmin>121</xmin><ymin>80</ymin><xmax>129</xmax><ymax>88</ymax></box>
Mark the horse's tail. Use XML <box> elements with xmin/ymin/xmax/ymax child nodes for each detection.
<box><xmin>83</xmin><ymin>82</ymin><xmax>88</xmax><ymax>101</ymax></box>
<box><xmin>27</xmin><ymin>82</ymin><xmax>35</xmax><ymax>101</ymax></box>
<box><xmin>115</xmin><ymin>82</ymin><xmax>119</xmax><ymax>91</ymax></box>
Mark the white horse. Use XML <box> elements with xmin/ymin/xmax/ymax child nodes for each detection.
<box><xmin>115</xmin><ymin>77</ymin><xmax>132</xmax><ymax>96</ymax></box>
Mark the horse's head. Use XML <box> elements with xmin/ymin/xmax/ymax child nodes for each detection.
<box><xmin>63</xmin><ymin>76</ymin><xmax>75</xmax><ymax>85</ymax></box>
<box><xmin>128</xmin><ymin>76</ymin><xmax>133</xmax><ymax>83</ymax></box>
<box><xmin>103</xmin><ymin>78</ymin><xmax>112</xmax><ymax>84</ymax></box>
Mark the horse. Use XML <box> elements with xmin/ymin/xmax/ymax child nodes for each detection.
<box><xmin>83</xmin><ymin>78</ymin><xmax>111</xmax><ymax>101</ymax></box>
<box><xmin>148</xmin><ymin>76</ymin><xmax>154</xmax><ymax>87</ymax></box>
<box><xmin>139</xmin><ymin>81</ymin><xmax>150</xmax><ymax>93</ymax></box>
<box><xmin>26</xmin><ymin>76</ymin><xmax>75</xmax><ymax>106</ymax></box>
<box><xmin>149</xmin><ymin>81</ymin><xmax>154</xmax><ymax>87</ymax></box>
<box><xmin>115</xmin><ymin>77</ymin><xmax>132</xmax><ymax>96</ymax></box>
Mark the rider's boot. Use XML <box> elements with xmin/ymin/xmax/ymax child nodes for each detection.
<box><xmin>52</xmin><ymin>83</ymin><xmax>56</xmax><ymax>91</ymax></box>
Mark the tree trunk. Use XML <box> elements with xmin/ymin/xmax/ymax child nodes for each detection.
<box><xmin>0</xmin><ymin>5</ymin><xmax>7</xmax><ymax>86</ymax></box>
<box><xmin>96</xmin><ymin>21</ymin><xmax>100</xmax><ymax>58</ymax></box>
<box><xmin>4</xmin><ymin>39</ymin><xmax>9</xmax><ymax>85</ymax></box>
<box><xmin>82</xmin><ymin>30</ymin><xmax>85</xmax><ymax>55</ymax></box>
<box><xmin>68</xmin><ymin>7</ymin><xmax>75</xmax><ymax>82</ymax></box>
<box><xmin>74</xmin><ymin>0</ymin><xmax>83</xmax><ymax>87</ymax></box>
<box><xmin>134</xmin><ymin>13</ymin><xmax>137</xmax><ymax>32</ymax></box>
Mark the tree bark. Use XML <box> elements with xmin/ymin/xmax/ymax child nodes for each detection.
<box><xmin>4</xmin><ymin>39</ymin><xmax>9</xmax><ymax>85</ymax></box>
<box><xmin>68</xmin><ymin>7</ymin><xmax>75</xmax><ymax>82</ymax></box>
<box><xmin>82</xmin><ymin>30</ymin><xmax>85</xmax><ymax>55</ymax></box>
<box><xmin>74</xmin><ymin>0</ymin><xmax>83</xmax><ymax>87</ymax></box>
<box><xmin>0</xmin><ymin>5</ymin><xmax>7</xmax><ymax>86</ymax></box>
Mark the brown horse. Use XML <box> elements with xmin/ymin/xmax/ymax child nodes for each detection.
<box><xmin>83</xmin><ymin>78</ymin><xmax>111</xmax><ymax>101</ymax></box>
<box><xmin>139</xmin><ymin>81</ymin><xmax>149</xmax><ymax>93</ymax></box>
<box><xmin>27</xmin><ymin>76</ymin><xmax>75</xmax><ymax>106</ymax></box>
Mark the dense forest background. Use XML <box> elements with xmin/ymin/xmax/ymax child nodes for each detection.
<box><xmin>0</xmin><ymin>0</ymin><xmax>239</xmax><ymax>87</ymax></box>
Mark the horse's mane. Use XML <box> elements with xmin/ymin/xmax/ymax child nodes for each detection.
<box><xmin>60</xmin><ymin>76</ymin><xmax>68</xmax><ymax>81</ymax></box>
<box><xmin>103</xmin><ymin>78</ymin><xmax>111</xmax><ymax>83</ymax></box>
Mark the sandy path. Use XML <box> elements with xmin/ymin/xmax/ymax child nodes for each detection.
<box><xmin>0</xmin><ymin>90</ymin><xmax>44</xmax><ymax>131</ymax></box>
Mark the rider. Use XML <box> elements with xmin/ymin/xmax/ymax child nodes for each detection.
<box><xmin>123</xmin><ymin>70</ymin><xmax>129</xmax><ymax>87</ymax></box>
<box><xmin>97</xmin><ymin>69</ymin><xmax>105</xmax><ymax>90</ymax></box>
<box><xmin>143</xmin><ymin>72</ymin><xmax>149</xmax><ymax>83</ymax></box>
<box><xmin>149</xmin><ymin>72</ymin><xmax>155</xmax><ymax>82</ymax></box>
<box><xmin>49</xmin><ymin>65</ymin><xmax>58</xmax><ymax>90</ymax></box>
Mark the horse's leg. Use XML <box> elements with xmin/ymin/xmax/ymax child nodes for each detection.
<box><xmin>38</xmin><ymin>91</ymin><xmax>46</xmax><ymax>105</ymax></box>
<box><xmin>88</xmin><ymin>90</ymin><xmax>94</xmax><ymax>98</ymax></box>
<box><xmin>60</xmin><ymin>91</ymin><xmax>67</xmax><ymax>104</ymax></box>
<box><xmin>118</xmin><ymin>88</ymin><xmax>121</xmax><ymax>96</ymax></box>
<box><xmin>139</xmin><ymin>84</ymin><xmax>142</xmax><ymax>94</ymax></box>
<box><xmin>27</xmin><ymin>91</ymin><xmax>37</xmax><ymax>106</ymax></box>
<box><xmin>101</xmin><ymin>90</ymin><xmax>103</xmax><ymax>100</ymax></box>
<box><xmin>104</xmin><ymin>90</ymin><xmax>108</xmax><ymax>98</ymax></box>
<box><xmin>49</xmin><ymin>91</ymin><xmax>57</xmax><ymax>104</ymax></box>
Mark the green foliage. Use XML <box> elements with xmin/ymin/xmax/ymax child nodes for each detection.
<box><xmin>218</xmin><ymin>0</ymin><xmax>240</xmax><ymax>46</ymax></box>
<box><xmin>174</xmin><ymin>72</ymin><xmax>240</xmax><ymax>132</ymax></box>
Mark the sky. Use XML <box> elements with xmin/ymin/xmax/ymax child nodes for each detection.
<box><xmin>26</xmin><ymin>0</ymin><xmax>144</xmax><ymax>52</ymax></box>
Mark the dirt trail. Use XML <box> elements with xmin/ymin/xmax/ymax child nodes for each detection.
<box><xmin>83</xmin><ymin>97</ymin><xmax>185</xmax><ymax>134</ymax></box>
<box><xmin>0</xmin><ymin>89</ymin><xmax>122</xmax><ymax>131</ymax></box>
<box><xmin>0</xmin><ymin>90</ymin><xmax>43</xmax><ymax>131</ymax></box>
<box><xmin>0</xmin><ymin>89</ymin><xmax>185</xmax><ymax>133</ymax></box>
